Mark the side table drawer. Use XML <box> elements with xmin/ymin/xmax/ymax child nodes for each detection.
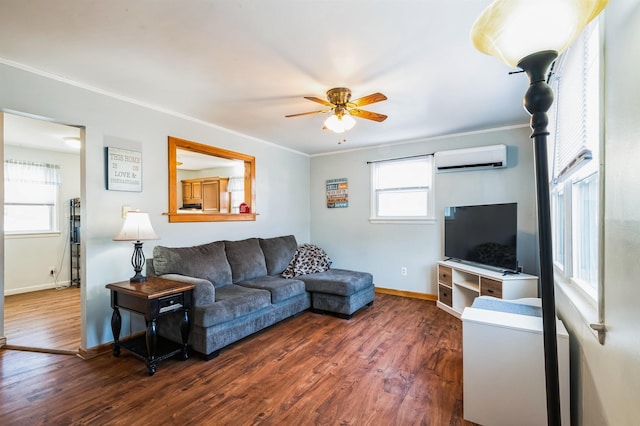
<box><xmin>438</xmin><ymin>266</ymin><xmax>453</xmax><ymax>286</ymax></box>
<box><xmin>439</xmin><ymin>284</ymin><xmax>453</xmax><ymax>307</ymax></box>
<box><xmin>158</xmin><ymin>293</ymin><xmax>184</xmax><ymax>313</ymax></box>
<box><xmin>480</xmin><ymin>277</ymin><xmax>503</xmax><ymax>298</ymax></box>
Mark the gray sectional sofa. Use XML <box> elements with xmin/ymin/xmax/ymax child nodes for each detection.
<box><xmin>147</xmin><ymin>235</ymin><xmax>374</xmax><ymax>359</ymax></box>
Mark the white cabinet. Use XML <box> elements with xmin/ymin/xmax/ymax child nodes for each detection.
<box><xmin>436</xmin><ymin>260</ymin><xmax>538</xmax><ymax>318</ymax></box>
<box><xmin>462</xmin><ymin>303</ymin><xmax>570</xmax><ymax>426</ymax></box>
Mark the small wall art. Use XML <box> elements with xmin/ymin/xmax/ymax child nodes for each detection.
<box><xmin>105</xmin><ymin>147</ymin><xmax>142</xmax><ymax>192</ymax></box>
<box><xmin>326</xmin><ymin>177</ymin><xmax>348</xmax><ymax>208</ymax></box>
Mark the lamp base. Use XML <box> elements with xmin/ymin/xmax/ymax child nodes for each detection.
<box><xmin>130</xmin><ymin>241</ymin><xmax>147</xmax><ymax>283</ymax></box>
<box><xmin>130</xmin><ymin>273</ymin><xmax>147</xmax><ymax>283</ymax></box>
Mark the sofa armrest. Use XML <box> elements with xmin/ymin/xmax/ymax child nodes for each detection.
<box><xmin>158</xmin><ymin>273</ymin><xmax>215</xmax><ymax>307</ymax></box>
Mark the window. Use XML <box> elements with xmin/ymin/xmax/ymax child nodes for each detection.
<box><xmin>4</xmin><ymin>160</ymin><xmax>61</xmax><ymax>234</ymax></box>
<box><xmin>369</xmin><ymin>155</ymin><xmax>434</xmax><ymax>223</ymax></box>
<box><xmin>227</xmin><ymin>176</ymin><xmax>245</xmax><ymax>214</ymax></box>
<box><xmin>572</xmin><ymin>171</ymin><xmax>599</xmax><ymax>298</ymax></box>
<box><xmin>548</xmin><ymin>19</ymin><xmax>603</xmax><ymax>340</ymax></box>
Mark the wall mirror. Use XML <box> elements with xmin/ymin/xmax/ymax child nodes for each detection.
<box><xmin>167</xmin><ymin>136</ymin><xmax>256</xmax><ymax>222</ymax></box>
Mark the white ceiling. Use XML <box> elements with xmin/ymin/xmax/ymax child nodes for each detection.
<box><xmin>3</xmin><ymin>113</ymin><xmax>82</xmax><ymax>154</ymax></box>
<box><xmin>0</xmin><ymin>0</ymin><xmax>530</xmax><ymax>156</ymax></box>
<box><xmin>176</xmin><ymin>148</ymin><xmax>243</xmax><ymax>171</ymax></box>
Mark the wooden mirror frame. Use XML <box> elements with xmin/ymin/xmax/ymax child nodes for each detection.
<box><xmin>167</xmin><ymin>136</ymin><xmax>256</xmax><ymax>223</ymax></box>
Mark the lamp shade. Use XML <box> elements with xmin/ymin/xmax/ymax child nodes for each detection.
<box><xmin>324</xmin><ymin>114</ymin><xmax>356</xmax><ymax>133</ymax></box>
<box><xmin>470</xmin><ymin>0</ymin><xmax>609</xmax><ymax>67</ymax></box>
<box><xmin>113</xmin><ymin>211</ymin><xmax>159</xmax><ymax>241</ymax></box>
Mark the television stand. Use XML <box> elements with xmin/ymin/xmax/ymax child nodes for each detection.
<box><xmin>436</xmin><ymin>260</ymin><xmax>538</xmax><ymax>319</ymax></box>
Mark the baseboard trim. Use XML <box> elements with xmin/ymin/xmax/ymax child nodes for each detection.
<box><xmin>0</xmin><ymin>336</ymin><xmax>7</xmax><ymax>347</ymax></box>
<box><xmin>4</xmin><ymin>344</ymin><xmax>78</xmax><ymax>356</ymax></box>
<box><xmin>77</xmin><ymin>345</ymin><xmax>110</xmax><ymax>360</ymax></box>
<box><xmin>4</xmin><ymin>282</ymin><xmax>72</xmax><ymax>296</ymax></box>
<box><xmin>77</xmin><ymin>332</ymin><xmax>145</xmax><ymax>360</ymax></box>
<box><xmin>375</xmin><ymin>287</ymin><xmax>437</xmax><ymax>301</ymax></box>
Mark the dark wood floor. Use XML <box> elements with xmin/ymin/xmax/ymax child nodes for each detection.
<box><xmin>1</xmin><ymin>293</ymin><xmax>475</xmax><ymax>425</ymax></box>
<box><xmin>4</xmin><ymin>286</ymin><xmax>81</xmax><ymax>354</ymax></box>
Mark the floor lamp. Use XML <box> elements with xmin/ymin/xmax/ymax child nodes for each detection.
<box><xmin>470</xmin><ymin>1</ymin><xmax>609</xmax><ymax>425</ymax></box>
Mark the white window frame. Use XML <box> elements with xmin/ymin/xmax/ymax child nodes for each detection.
<box><xmin>548</xmin><ymin>19</ymin><xmax>605</xmax><ymax>343</ymax></box>
<box><xmin>369</xmin><ymin>155</ymin><xmax>435</xmax><ymax>224</ymax></box>
<box><xmin>550</xmin><ymin>185</ymin><xmax>566</xmax><ymax>274</ymax></box>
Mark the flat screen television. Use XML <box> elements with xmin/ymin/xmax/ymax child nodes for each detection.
<box><xmin>444</xmin><ymin>202</ymin><xmax>518</xmax><ymax>273</ymax></box>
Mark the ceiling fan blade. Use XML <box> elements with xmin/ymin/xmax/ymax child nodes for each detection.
<box><xmin>349</xmin><ymin>109</ymin><xmax>388</xmax><ymax>122</ymax></box>
<box><xmin>304</xmin><ymin>96</ymin><xmax>334</xmax><ymax>107</ymax></box>
<box><xmin>285</xmin><ymin>109</ymin><xmax>331</xmax><ymax>118</ymax></box>
<box><xmin>349</xmin><ymin>92</ymin><xmax>387</xmax><ymax>108</ymax></box>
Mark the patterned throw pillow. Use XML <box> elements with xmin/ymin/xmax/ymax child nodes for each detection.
<box><xmin>282</xmin><ymin>244</ymin><xmax>332</xmax><ymax>278</ymax></box>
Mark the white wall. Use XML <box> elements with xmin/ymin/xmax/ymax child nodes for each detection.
<box><xmin>0</xmin><ymin>63</ymin><xmax>311</xmax><ymax>349</ymax></box>
<box><xmin>554</xmin><ymin>2</ymin><xmax>640</xmax><ymax>424</ymax></box>
<box><xmin>310</xmin><ymin>125</ymin><xmax>538</xmax><ymax>296</ymax></box>
<box><xmin>3</xmin><ymin>145</ymin><xmax>80</xmax><ymax>294</ymax></box>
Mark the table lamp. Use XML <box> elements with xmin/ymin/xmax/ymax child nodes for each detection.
<box><xmin>113</xmin><ymin>211</ymin><xmax>159</xmax><ymax>283</ymax></box>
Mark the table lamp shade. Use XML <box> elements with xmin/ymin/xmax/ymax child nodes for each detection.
<box><xmin>470</xmin><ymin>0</ymin><xmax>609</xmax><ymax>67</ymax></box>
<box><xmin>113</xmin><ymin>211</ymin><xmax>159</xmax><ymax>242</ymax></box>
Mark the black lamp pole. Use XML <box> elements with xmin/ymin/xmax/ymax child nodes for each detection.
<box><xmin>518</xmin><ymin>49</ymin><xmax>562</xmax><ymax>426</ymax></box>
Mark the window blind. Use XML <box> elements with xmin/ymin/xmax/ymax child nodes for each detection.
<box><xmin>548</xmin><ymin>21</ymin><xmax>600</xmax><ymax>184</ymax></box>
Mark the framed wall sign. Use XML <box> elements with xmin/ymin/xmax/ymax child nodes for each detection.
<box><xmin>105</xmin><ymin>147</ymin><xmax>142</xmax><ymax>192</ymax></box>
<box><xmin>326</xmin><ymin>177</ymin><xmax>348</xmax><ymax>208</ymax></box>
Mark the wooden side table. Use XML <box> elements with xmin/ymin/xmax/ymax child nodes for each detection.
<box><xmin>106</xmin><ymin>276</ymin><xmax>194</xmax><ymax>376</ymax></box>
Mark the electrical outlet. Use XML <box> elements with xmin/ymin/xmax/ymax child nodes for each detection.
<box><xmin>401</xmin><ymin>267</ymin><xmax>407</xmax><ymax>276</ymax></box>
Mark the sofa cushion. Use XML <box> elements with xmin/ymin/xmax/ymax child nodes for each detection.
<box><xmin>297</xmin><ymin>268</ymin><xmax>373</xmax><ymax>296</ymax></box>
<box><xmin>236</xmin><ymin>275</ymin><xmax>306</xmax><ymax>304</ymax></box>
<box><xmin>259</xmin><ymin>235</ymin><xmax>298</xmax><ymax>276</ymax></box>
<box><xmin>224</xmin><ymin>238</ymin><xmax>268</xmax><ymax>282</ymax></box>
<box><xmin>195</xmin><ymin>284</ymin><xmax>271</xmax><ymax>328</ymax></box>
<box><xmin>282</xmin><ymin>244</ymin><xmax>332</xmax><ymax>278</ymax></box>
<box><xmin>152</xmin><ymin>241</ymin><xmax>232</xmax><ymax>288</ymax></box>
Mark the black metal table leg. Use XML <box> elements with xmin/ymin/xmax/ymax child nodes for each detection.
<box><xmin>146</xmin><ymin>318</ymin><xmax>157</xmax><ymax>376</ymax></box>
<box><xmin>111</xmin><ymin>307</ymin><xmax>121</xmax><ymax>357</ymax></box>
<box><xmin>180</xmin><ymin>308</ymin><xmax>190</xmax><ymax>360</ymax></box>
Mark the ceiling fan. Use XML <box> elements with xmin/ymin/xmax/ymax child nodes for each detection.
<box><xmin>286</xmin><ymin>87</ymin><xmax>387</xmax><ymax>133</ymax></box>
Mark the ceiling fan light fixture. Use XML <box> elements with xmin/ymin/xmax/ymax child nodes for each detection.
<box><xmin>287</xmin><ymin>87</ymin><xmax>386</xmax><ymax>132</ymax></box>
<box><xmin>324</xmin><ymin>113</ymin><xmax>356</xmax><ymax>133</ymax></box>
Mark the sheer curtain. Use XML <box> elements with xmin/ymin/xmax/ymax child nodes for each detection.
<box><xmin>4</xmin><ymin>159</ymin><xmax>62</xmax><ymax>185</ymax></box>
<box><xmin>227</xmin><ymin>176</ymin><xmax>244</xmax><ymax>213</ymax></box>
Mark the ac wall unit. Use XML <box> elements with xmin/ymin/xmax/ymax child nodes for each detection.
<box><xmin>434</xmin><ymin>144</ymin><xmax>507</xmax><ymax>173</ymax></box>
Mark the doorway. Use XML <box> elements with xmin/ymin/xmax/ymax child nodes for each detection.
<box><xmin>2</xmin><ymin>111</ymin><xmax>83</xmax><ymax>354</ymax></box>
